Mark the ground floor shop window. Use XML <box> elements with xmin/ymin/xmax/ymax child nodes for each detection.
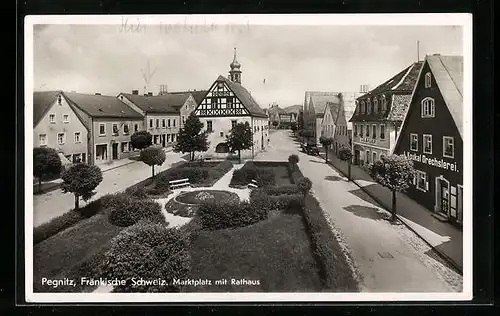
<box><xmin>121</xmin><ymin>142</ymin><xmax>129</xmax><ymax>153</ymax></box>
<box><xmin>95</xmin><ymin>144</ymin><xmax>107</xmax><ymax>161</ymax></box>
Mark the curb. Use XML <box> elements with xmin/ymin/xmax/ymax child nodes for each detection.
<box><xmin>100</xmin><ymin>160</ymin><xmax>138</xmax><ymax>173</ymax></box>
<box><xmin>320</xmin><ymin>153</ymin><xmax>463</xmax><ymax>275</ymax></box>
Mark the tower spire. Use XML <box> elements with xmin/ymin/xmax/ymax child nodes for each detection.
<box><xmin>229</xmin><ymin>47</ymin><xmax>242</xmax><ymax>84</ymax></box>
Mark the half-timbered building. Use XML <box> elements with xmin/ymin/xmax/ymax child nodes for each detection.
<box><xmin>394</xmin><ymin>54</ymin><xmax>463</xmax><ymax>226</ymax></box>
<box><xmin>194</xmin><ymin>49</ymin><xmax>269</xmax><ymax>160</ymax></box>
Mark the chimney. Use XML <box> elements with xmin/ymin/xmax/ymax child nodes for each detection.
<box><xmin>95</xmin><ymin>93</ymin><xmax>101</xmax><ymax>95</ymax></box>
<box><xmin>132</xmin><ymin>90</ymin><xmax>139</xmax><ymax>95</ymax></box>
<box><xmin>148</xmin><ymin>92</ymin><xmax>153</xmax><ymax>96</ymax></box>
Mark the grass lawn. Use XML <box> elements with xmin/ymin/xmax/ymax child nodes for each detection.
<box><xmin>33</xmin><ymin>213</ymin><xmax>124</xmax><ymax>292</ymax></box>
<box><xmin>184</xmin><ymin>213</ymin><xmax>322</xmax><ymax>292</ymax></box>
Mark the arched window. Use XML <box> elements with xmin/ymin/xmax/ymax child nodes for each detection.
<box><xmin>381</xmin><ymin>95</ymin><xmax>387</xmax><ymax>112</ymax></box>
<box><xmin>425</xmin><ymin>72</ymin><xmax>432</xmax><ymax>88</ymax></box>
<box><xmin>374</xmin><ymin>98</ymin><xmax>379</xmax><ymax>114</ymax></box>
<box><xmin>421</xmin><ymin>97</ymin><xmax>435</xmax><ymax>118</ymax></box>
<box><xmin>366</xmin><ymin>99</ymin><xmax>371</xmax><ymax>114</ymax></box>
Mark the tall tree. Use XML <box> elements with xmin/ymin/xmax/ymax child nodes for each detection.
<box><xmin>130</xmin><ymin>131</ymin><xmax>153</xmax><ymax>151</ymax></box>
<box><xmin>319</xmin><ymin>136</ymin><xmax>334</xmax><ymax>163</ymax></box>
<box><xmin>61</xmin><ymin>163</ymin><xmax>103</xmax><ymax>210</ymax></box>
<box><xmin>173</xmin><ymin>113</ymin><xmax>209</xmax><ymax>161</ymax></box>
<box><xmin>140</xmin><ymin>146</ymin><xmax>166</xmax><ymax>178</ymax></box>
<box><xmin>290</xmin><ymin>122</ymin><xmax>297</xmax><ymax>135</ymax></box>
<box><xmin>338</xmin><ymin>147</ymin><xmax>353</xmax><ymax>181</ymax></box>
<box><xmin>33</xmin><ymin>147</ymin><xmax>62</xmax><ymax>193</ymax></box>
<box><xmin>368</xmin><ymin>155</ymin><xmax>416</xmax><ymax>222</ymax></box>
<box><xmin>226</xmin><ymin>122</ymin><xmax>253</xmax><ymax>164</ymax></box>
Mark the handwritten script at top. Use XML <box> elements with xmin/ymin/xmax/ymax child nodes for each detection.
<box><xmin>118</xmin><ymin>17</ymin><xmax>251</xmax><ymax>34</ymax></box>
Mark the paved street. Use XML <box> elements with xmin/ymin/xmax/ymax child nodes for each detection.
<box><xmin>256</xmin><ymin>130</ymin><xmax>462</xmax><ymax>292</ymax></box>
<box><xmin>32</xmin><ymin>151</ymin><xmax>187</xmax><ymax>227</ymax></box>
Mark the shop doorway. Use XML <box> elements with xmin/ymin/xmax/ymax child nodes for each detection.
<box><xmin>112</xmin><ymin>143</ymin><xmax>119</xmax><ymax>160</ymax></box>
<box><xmin>438</xmin><ymin>178</ymin><xmax>450</xmax><ymax>216</ymax></box>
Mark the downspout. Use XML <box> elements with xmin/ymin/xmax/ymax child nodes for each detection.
<box><xmin>89</xmin><ymin>117</ymin><xmax>94</xmax><ymax>165</ymax></box>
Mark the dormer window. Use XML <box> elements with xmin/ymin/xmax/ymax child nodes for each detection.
<box><xmin>361</xmin><ymin>101</ymin><xmax>366</xmax><ymax>114</ymax></box>
<box><xmin>381</xmin><ymin>95</ymin><xmax>387</xmax><ymax>112</ymax></box>
<box><xmin>367</xmin><ymin>99</ymin><xmax>371</xmax><ymax>114</ymax></box>
<box><xmin>374</xmin><ymin>98</ymin><xmax>379</xmax><ymax>114</ymax></box>
<box><xmin>425</xmin><ymin>72</ymin><xmax>432</xmax><ymax>88</ymax></box>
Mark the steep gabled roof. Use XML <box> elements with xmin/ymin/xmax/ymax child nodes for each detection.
<box><xmin>362</xmin><ymin>61</ymin><xmax>424</xmax><ymax>97</ymax></box>
<box><xmin>325</xmin><ymin>101</ymin><xmax>340</xmax><ymax>123</ymax></box>
<box><xmin>304</xmin><ymin>91</ymin><xmax>340</xmax><ymax>115</ymax></box>
<box><xmin>169</xmin><ymin>90</ymin><xmax>209</xmax><ymax>105</ymax></box>
<box><xmin>120</xmin><ymin>93</ymin><xmax>190</xmax><ymax>114</ymax></box>
<box><xmin>217</xmin><ymin>75</ymin><xmax>268</xmax><ymax>118</ymax></box>
<box><xmin>310</xmin><ymin>93</ymin><xmax>341</xmax><ymax>117</ymax></box>
<box><xmin>427</xmin><ymin>55</ymin><xmax>463</xmax><ymax>138</ymax></box>
<box><xmin>33</xmin><ymin>90</ymin><xmax>61</xmax><ymax>127</ymax></box>
<box><xmin>64</xmin><ymin>92</ymin><xmax>143</xmax><ymax>118</ymax></box>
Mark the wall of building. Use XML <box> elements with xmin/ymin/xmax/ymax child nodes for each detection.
<box><xmin>352</xmin><ymin>122</ymin><xmax>396</xmax><ymax>165</ymax></box>
<box><xmin>145</xmin><ymin>113</ymin><xmax>180</xmax><ymax>146</ymax></box>
<box><xmin>199</xmin><ymin>116</ymin><xmax>268</xmax><ymax>160</ymax></box>
<box><xmin>180</xmin><ymin>96</ymin><xmax>198</xmax><ymax>129</ymax></box>
<box><xmin>394</xmin><ymin>62</ymin><xmax>463</xmax><ymax>222</ymax></box>
<box><xmin>92</xmin><ymin>118</ymin><xmax>144</xmax><ymax>165</ymax></box>
<box><xmin>33</xmin><ymin>95</ymin><xmax>89</xmax><ymax>163</ymax></box>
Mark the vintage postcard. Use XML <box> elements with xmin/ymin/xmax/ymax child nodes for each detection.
<box><xmin>25</xmin><ymin>13</ymin><xmax>472</xmax><ymax>303</ymax></box>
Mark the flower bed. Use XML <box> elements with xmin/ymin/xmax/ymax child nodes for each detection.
<box><xmin>176</xmin><ymin>190</ymin><xmax>239</xmax><ymax>205</ymax></box>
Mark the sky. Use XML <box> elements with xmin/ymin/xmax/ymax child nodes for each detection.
<box><xmin>32</xmin><ymin>22</ymin><xmax>463</xmax><ymax>108</ymax></box>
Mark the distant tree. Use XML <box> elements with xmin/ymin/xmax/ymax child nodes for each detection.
<box><xmin>338</xmin><ymin>147</ymin><xmax>353</xmax><ymax>181</ymax></box>
<box><xmin>319</xmin><ymin>136</ymin><xmax>334</xmax><ymax>163</ymax></box>
<box><xmin>33</xmin><ymin>147</ymin><xmax>62</xmax><ymax>193</ymax></box>
<box><xmin>130</xmin><ymin>131</ymin><xmax>152</xmax><ymax>151</ymax></box>
<box><xmin>296</xmin><ymin>177</ymin><xmax>312</xmax><ymax>199</ymax></box>
<box><xmin>368</xmin><ymin>155</ymin><xmax>416</xmax><ymax>222</ymax></box>
<box><xmin>226</xmin><ymin>122</ymin><xmax>253</xmax><ymax>164</ymax></box>
<box><xmin>140</xmin><ymin>146</ymin><xmax>166</xmax><ymax>178</ymax></box>
<box><xmin>272</xmin><ymin>120</ymin><xmax>279</xmax><ymax>129</ymax></box>
<box><xmin>290</xmin><ymin>122</ymin><xmax>297</xmax><ymax>134</ymax></box>
<box><xmin>173</xmin><ymin>113</ymin><xmax>209</xmax><ymax>161</ymax></box>
<box><xmin>288</xmin><ymin>154</ymin><xmax>299</xmax><ymax>171</ymax></box>
<box><xmin>297</xmin><ymin>111</ymin><xmax>304</xmax><ymax>131</ymax></box>
<box><xmin>61</xmin><ymin>163</ymin><xmax>103</xmax><ymax>210</ymax></box>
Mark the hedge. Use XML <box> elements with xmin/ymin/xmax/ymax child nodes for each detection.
<box><xmin>287</xmin><ymin>162</ymin><xmax>358</xmax><ymax>291</ymax></box>
<box><xmin>198</xmin><ymin>200</ymin><xmax>268</xmax><ymax>230</ymax></box>
<box><xmin>230</xmin><ymin>162</ymin><xmax>276</xmax><ymax>187</ymax></box>
<box><xmin>108</xmin><ymin>199</ymin><xmax>165</xmax><ymax>227</ymax></box>
<box><xmin>33</xmin><ymin>199</ymin><xmax>104</xmax><ymax>245</ymax></box>
<box><xmin>99</xmin><ymin>221</ymin><xmax>191</xmax><ymax>292</ymax></box>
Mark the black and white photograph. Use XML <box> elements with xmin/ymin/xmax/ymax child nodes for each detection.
<box><xmin>25</xmin><ymin>14</ymin><xmax>472</xmax><ymax>302</ymax></box>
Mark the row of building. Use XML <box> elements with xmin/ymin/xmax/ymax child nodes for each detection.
<box><xmin>33</xmin><ymin>48</ymin><xmax>270</xmax><ymax>166</ymax></box>
<box><xmin>300</xmin><ymin>54</ymin><xmax>464</xmax><ymax>227</ymax></box>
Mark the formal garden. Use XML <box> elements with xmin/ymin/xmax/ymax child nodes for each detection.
<box><xmin>33</xmin><ymin>152</ymin><xmax>359</xmax><ymax>293</ymax></box>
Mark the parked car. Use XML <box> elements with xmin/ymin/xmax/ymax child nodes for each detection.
<box><xmin>301</xmin><ymin>143</ymin><xmax>320</xmax><ymax>155</ymax></box>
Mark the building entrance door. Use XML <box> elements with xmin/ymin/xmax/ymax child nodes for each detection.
<box><xmin>112</xmin><ymin>143</ymin><xmax>119</xmax><ymax>160</ymax></box>
<box><xmin>439</xmin><ymin>179</ymin><xmax>450</xmax><ymax>216</ymax></box>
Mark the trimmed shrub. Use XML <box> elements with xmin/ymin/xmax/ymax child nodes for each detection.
<box><xmin>108</xmin><ymin>199</ymin><xmax>165</xmax><ymax>227</ymax></box>
<box><xmin>101</xmin><ymin>193</ymin><xmax>133</xmax><ymax>211</ymax></box>
<box><xmin>198</xmin><ymin>200</ymin><xmax>267</xmax><ymax>230</ymax></box>
<box><xmin>33</xmin><ymin>199</ymin><xmax>104</xmax><ymax>245</ymax></box>
<box><xmin>124</xmin><ymin>185</ymin><xmax>148</xmax><ymax>199</ymax></box>
<box><xmin>100</xmin><ymin>221</ymin><xmax>191</xmax><ymax>292</ymax></box>
<box><xmin>260</xmin><ymin>184</ymin><xmax>300</xmax><ymax>196</ymax></box>
<box><xmin>250</xmin><ymin>190</ymin><xmax>304</xmax><ymax>212</ymax></box>
<box><xmin>297</xmin><ymin>177</ymin><xmax>313</xmax><ymax>196</ymax></box>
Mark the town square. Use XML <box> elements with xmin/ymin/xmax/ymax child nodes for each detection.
<box><xmin>27</xmin><ymin>16</ymin><xmax>468</xmax><ymax>300</ymax></box>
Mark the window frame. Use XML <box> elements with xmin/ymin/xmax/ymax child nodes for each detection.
<box><xmin>57</xmin><ymin>132</ymin><xmax>66</xmax><ymax>145</ymax></box>
<box><xmin>415</xmin><ymin>170</ymin><xmax>429</xmax><ymax>192</ymax></box>
<box><xmin>443</xmin><ymin>136</ymin><xmax>455</xmax><ymax>158</ymax></box>
<box><xmin>74</xmin><ymin>132</ymin><xmax>81</xmax><ymax>144</ymax></box>
<box><xmin>206</xmin><ymin>120</ymin><xmax>213</xmax><ymax>132</ymax></box>
<box><xmin>421</xmin><ymin>97</ymin><xmax>435</xmax><ymax>118</ymax></box>
<box><xmin>134</xmin><ymin>124</ymin><xmax>139</xmax><ymax>132</ymax></box>
<box><xmin>39</xmin><ymin>133</ymin><xmax>47</xmax><ymax>146</ymax></box>
<box><xmin>99</xmin><ymin>123</ymin><xmax>106</xmax><ymax>136</ymax></box>
<box><xmin>380</xmin><ymin>124</ymin><xmax>385</xmax><ymax>140</ymax></box>
<box><xmin>423</xmin><ymin>134</ymin><xmax>433</xmax><ymax>154</ymax></box>
<box><xmin>410</xmin><ymin>133</ymin><xmax>418</xmax><ymax>151</ymax></box>
<box><xmin>372</xmin><ymin>124</ymin><xmax>377</xmax><ymax>139</ymax></box>
<box><xmin>49</xmin><ymin>114</ymin><xmax>56</xmax><ymax>124</ymax></box>
<box><xmin>162</xmin><ymin>119</ymin><xmax>166</xmax><ymax>128</ymax></box>
<box><xmin>112</xmin><ymin>123</ymin><xmax>119</xmax><ymax>135</ymax></box>
<box><xmin>123</xmin><ymin>123</ymin><xmax>129</xmax><ymax>135</ymax></box>
<box><xmin>424</xmin><ymin>72</ymin><xmax>432</xmax><ymax>88</ymax></box>
<box><xmin>354</xmin><ymin>124</ymin><xmax>358</xmax><ymax>136</ymax></box>
<box><xmin>62</xmin><ymin>114</ymin><xmax>70</xmax><ymax>123</ymax></box>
